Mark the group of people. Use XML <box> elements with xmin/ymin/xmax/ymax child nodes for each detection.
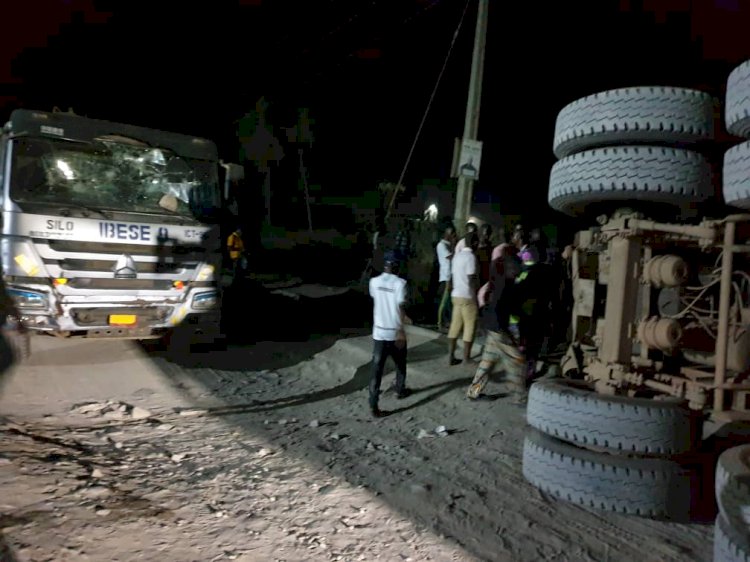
<box><xmin>366</xmin><ymin>219</ymin><xmax>556</xmax><ymax>417</ymax></box>
<box><xmin>442</xmin><ymin>222</ymin><xmax>554</xmax><ymax>403</ymax></box>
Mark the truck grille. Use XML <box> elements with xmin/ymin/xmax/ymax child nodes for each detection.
<box><xmin>32</xmin><ymin>238</ymin><xmax>212</xmax><ymax>288</ymax></box>
<box><xmin>46</xmin><ymin>239</ymin><xmax>207</xmax><ymax>257</ymax></box>
<box><xmin>48</xmin><ymin>258</ymin><xmax>190</xmax><ymax>274</ymax></box>
<box><xmin>66</xmin><ymin>278</ymin><xmax>174</xmax><ymax>290</ymax></box>
<box><xmin>71</xmin><ymin>306</ymin><xmax>171</xmax><ymax>326</ymax></box>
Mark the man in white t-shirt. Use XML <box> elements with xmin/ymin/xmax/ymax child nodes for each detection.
<box><xmin>435</xmin><ymin>225</ymin><xmax>456</xmax><ymax>330</ymax></box>
<box><xmin>448</xmin><ymin>231</ymin><xmax>479</xmax><ymax>366</ymax></box>
<box><xmin>368</xmin><ymin>251</ymin><xmax>412</xmax><ymax>418</ymax></box>
<box><xmin>454</xmin><ymin>221</ymin><xmax>478</xmax><ymax>253</ymax></box>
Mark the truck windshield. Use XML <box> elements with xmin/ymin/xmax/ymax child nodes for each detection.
<box><xmin>9</xmin><ymin>137</ymin><xmax>220</xmax><ymax>221</ymax></box>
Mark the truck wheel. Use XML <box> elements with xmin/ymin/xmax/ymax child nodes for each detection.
<box><xmin>522</xmin><ymin>428</ymin><xmax>692</xmax><ymax>520</ymax></box>
<box><xmin>3</xmin><ymin>329</ymin><xmax>31</xmax><ymax>366</ymax></box>
<box><xmin>553</xmin><ymin>86</ymin><xmax>715</xmax><ymax>158</ymax></box>
<box><xmin>723</xmin><ymin>141</ymin><xmax>750</xmax><ymax>210</ymax></box>
<box><xmin>726</xmin><ymin>60</ymin><xmax>750</xmax><ymax>138</ymax></box>
<box><xmin>526</xmin><ymin>378</ymin><xmax>700</xmax><ymax>455</ymax></box>
<box><xmin>716</xmin><ymin>445</ymin><xmax>750</xmax><ymax>537</ymax></box>
<box><xmin>715</xmin><ymin>515</ymin><xmax>750</xmax><ymax>562</ymax></box>
<box><xmin>548</xmin><ymin>146</ymin><xmax>713</xmax><ymax>217</ymax></box>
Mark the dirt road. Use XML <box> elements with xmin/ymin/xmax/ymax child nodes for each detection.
<box><xmin>0</xmin><ymin>323</ymin><xmax>713</xmax><ymax>562</ymax></box>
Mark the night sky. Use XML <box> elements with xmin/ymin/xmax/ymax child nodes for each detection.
<box><xmin>4</xmin><ymin>0</ymin><xmax>750</xmax><ymax>231</ymax></box>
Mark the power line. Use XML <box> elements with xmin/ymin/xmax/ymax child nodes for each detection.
<box><xmin>385</xmin><ymin>0</ymin><xmax>473</xmax><ymax>219</ymax></box>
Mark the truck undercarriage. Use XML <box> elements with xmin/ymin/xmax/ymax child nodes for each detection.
<box><xmin>521</xmin><ymin>61</ymin><xmax>750</xmax><ymax>558</ymax></box>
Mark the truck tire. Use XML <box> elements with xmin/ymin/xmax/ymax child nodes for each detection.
<box><xmin>522</xmin><ymin>428</ymin><xmax>692</xmax><ymax>520</ymax></box>
<box><xmin>527</xmin><ymin>379</ymin><xmax>699</xmax><ymax>455</ymax></box>
<box><xmin>548</xmin><ymin>146</ymin><xmax>713</xmax><ymax>216</ymax></box>
<box><xmin>553</xmin><ymin>87</ymin><xmax>715</xmax><ymax>158</ymax></box>
<box><xmin>715</xmin><ymin>515</ymin><xmax>750</xmax><ymax>562</ymax></box>
<box><xmin>726</xmin><ymin>60</ymin><xmax>750</xmax><ymax>138</ymax></box>
<box><xmin>716</xmin><ymin>445</ymin><xmax>750</xmax><ymax>536</ymax></box>
<box><xmin>3</xmin><ymin>328</ymin><xmax>31</xmax><ymax>366</ymax></box>
<box><xmin>723</xmin><ymin>141</ymin><xmax>750</xmax><ymax>210</ymax></box>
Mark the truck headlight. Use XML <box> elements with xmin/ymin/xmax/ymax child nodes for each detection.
<box><xmin>8</xmin><ymin>288</ymin><xmax>48</xmax><ymax>309</ymax></box>
<box><xmin>192</xmin><ymin>291</ymin><xmax>218</xmax><ymax>310</ymax></box>
<box><xmin>197</xmin><ymin>264</ymin><xmax>215</xmax><ymax>282</ymax></box>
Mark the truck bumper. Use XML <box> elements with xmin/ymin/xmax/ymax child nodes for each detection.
<box><xmin>11</xmin><ymin>285</ymin><xmax>221</xmax><ymax>339</ymax></box>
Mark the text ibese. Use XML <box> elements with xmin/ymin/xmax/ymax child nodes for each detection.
<box><xmin>99</xmin><ymin>222</ymin><xmax>151</xmax><ymax>241</ymax></box>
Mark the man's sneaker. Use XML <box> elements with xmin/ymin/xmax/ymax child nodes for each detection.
<box><xmin>371</xmin><ymin>407</ymin><xmax>388</xmax><ymax>418</ymax></box>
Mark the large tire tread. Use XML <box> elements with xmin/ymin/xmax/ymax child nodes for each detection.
<box><xmin>726</xmin><ymin>60</ymin><xmax>750</xmax><ymax>138</ymax></box>
<box><xmin>554</xmin><ymin>86</ymin><xmax>715</xmax><ymax>158</ymax></box>
<box><xmin>715</xmin><ymin>515</ymin><xmax>750</xmax><ymax>562</ymax></box>
<box><xmin>716</xmin><ymin>445</ymin><xmax>750</xmax><ymax>537</ymax></box>
<box><xmin>522</xmin><ymin>429</ymin><xmax>692</xmax><ymax>520</ymax></box>
<box><xmin>549</xmin><ymin>145</ymin><xmax>713</xmax><ymax>216</ymax></box>
<box><xmin>723</xmin><ymin>141</ymin><xmax>750</xmax><ymax>210</ymax></box>
<box><xmin>527</xmin><ymin>379</ymin><xmax>698</xmax><ymax>455</ymax></box>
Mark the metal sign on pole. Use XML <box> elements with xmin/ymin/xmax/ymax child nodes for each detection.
<box><xmin>452</xmin><ymin>138</ymin><xmax>483</xmax><ymax>180</ymax></box>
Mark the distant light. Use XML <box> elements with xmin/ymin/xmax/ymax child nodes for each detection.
<box><xmin>425</xmin><ymin>204</ymin><xmax>438</xmax><ymax>222</ymax></box>
<box><xmin>56</xmin><ymin>160</ymin><xmax>74</xmax><ymax>180</ymax></box>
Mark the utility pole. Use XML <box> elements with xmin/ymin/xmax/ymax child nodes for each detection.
<box><xmin>453</xmin><ymin>0</ymin><xmax>488</xmax><ymax>233</ymax></box>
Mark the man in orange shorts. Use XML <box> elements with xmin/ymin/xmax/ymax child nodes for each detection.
<box><xmin>447</xmin><ymin>231</ymin><xmax>479</xmax><ymax>366</ymax></box>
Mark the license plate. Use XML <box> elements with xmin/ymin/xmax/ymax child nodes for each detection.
<box><xmin>109</xmin><ymin>314</ymin><xmax>137</xmax><ymax>326</ymax></box>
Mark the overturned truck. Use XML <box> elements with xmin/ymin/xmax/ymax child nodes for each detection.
<box><xmin>522</xmin><ymin>61</ymin><xmax>750</xmax><ymax>559</ymax></box>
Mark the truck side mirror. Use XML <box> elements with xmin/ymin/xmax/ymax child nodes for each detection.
<box><xmin>222</xmin><ymin>163</ymin><xmax>244</xmax><ymax>182</ymax></box>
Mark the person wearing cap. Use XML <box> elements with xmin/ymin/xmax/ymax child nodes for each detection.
<box><xmin>447</xmin><ymin>231</ymin><xmax>480</xmax><ymax>366</ymax></box>
<box><xmin>367</xmin><ymin>250</ymin><xmax>412</xmax><ymax>418</ymax></box>
<box><xmin>454</xmin><ymin>221</ymin><xmax>478</xmax><ymax>253</ymax></box>
<box><xmin>467</xmin><ymin>243</ymin><xmax>526</xmax><ymax>401</ymax></box>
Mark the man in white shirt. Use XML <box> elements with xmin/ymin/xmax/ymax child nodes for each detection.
<box><xmin>368</xmin><ymin>251</ymin><xmax>412</xmax><ymax>418</ymax></box>
<box><xmin>436</xmin><ymin>225</ymin><xmax>456</xmax><ymax>330</ymax></box>
<box><xmin>448</xmin><ymin>231</ymin><xmax>479</xmax><ymax>366</ymax></box>
<box><xmin>453</xmin><ymin>221</ymin><xmax>478</xmax><ymax>253</ymax></box>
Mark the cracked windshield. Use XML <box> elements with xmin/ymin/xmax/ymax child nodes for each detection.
<box><xmin>10</xmin><ymin>136</ymin><xmax>219</xmax><ymax>220</ymax></box>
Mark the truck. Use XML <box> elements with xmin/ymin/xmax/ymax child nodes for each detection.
<box><xmin>1</xmin><ymin>108</ymin><xmax>232</xmax><ymax>347</ymax></box>
<box><xmin>521</xmin><ymin>61</ymin><xmax>750</xmax><ymax>560</ymax></box>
